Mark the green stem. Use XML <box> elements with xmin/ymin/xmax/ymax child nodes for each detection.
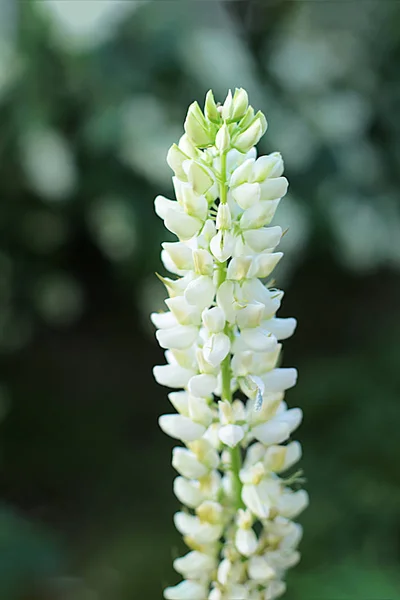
<box><xmin>217</xmin><ymin>147</ymin><xmax>244</xmax><ymax>510</ymax></box>
<box><xmin>220</xmin><ymin>150</ymin><xmax>228</xmax><ymax>204</ymax></box>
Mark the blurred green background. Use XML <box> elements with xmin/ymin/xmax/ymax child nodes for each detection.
<box><xmin>0</xmin><ymin>1</ymin><xmax>399</xmax><ymax>598</ymax></box>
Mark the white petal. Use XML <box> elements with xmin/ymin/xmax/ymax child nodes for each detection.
<box><xmin>188</xmin><ymin>396</ymin><xmax>214</xmax><ymax>427</ymax></box>
<box><xmin>164</xmin><ymin>580</ymin><xmax>207</xmax><ymax>600</ymax></box>
<box><xmin>162</xmin><ymin>241</ymin><xmax>194</xmax><ymax>271</ymax></box>
<box><xmin>253</xmin><ymin>253</ymin><xmax>283</xmax><ymax>278</ymax></box>
<box><xmin>240</xmin><ymin>328</ymin><xmax>277</xmax><ymax>353</ymax></box>
<box><xmin>263</xmin><ymin>317</ymin><xmax>297</xmax><ymax>340</ymax></box>
<box><xmin>185</xmin><ymin>275</ymin><xmax>215</xmax><ymax>309</ymax></box>
<box><xmin>217</xmin><ymin>558</ymin><xmax>231</xmax><ymax>585</ymax></box>
<box><xmin>168</xmin><ymin>391</ymin><xmax>190</xmax><ymax>416</ymax></box>
<box><xmin>236</xmin><ymin>302</ymin><xmax>264</xmax><ymax>329</ymax></box>
<box><xmin>151</xmin><ymin>311</ymin><xmax>178</xmax><ymax>329</ymax></box>
<box><xmin>174</xmin><ymin>551</ymin><xmax>216</xmax><ymax>579</ymax></box>
<box><xmin>188</xmin><ymin>374</ymin><xmax>217</xmax><ymax>397</ymax></box>
<box><xmin>277</xmin><ymin>407</ymin><xmax>303</xmax><ymax>434</ymax></box>
<box><xmin>184</xmin><ymin>159</ymin><xmax>214</xmax><ymax>195</ymax></box>
<box><xmin>202</xmin><ymin>306</ymin><xmax>225</xmax><ymax>333</ymax></box>
<box><xmin>216</xmin><ymin>280</ymin><xmax>236</xmax><ymax>323</ymax></box>
<box><xmin>239</xmin><ymin>200</ymin><xmax>279</xmax><ymax>230</ymax></box>
<box><xmin>227</xmin><ymin>256</ymin><xmax>253</xmax><ymax>280</ymax></box>
<box><xmin>156</xmin><ymin>324</ymin><xmax>198</xmax><ymax>350</ymax></box>
<box><xmin>252</xmin><ymin>153</ymin><xmax>284</xmax><ymax>181</ymax></box>
<box><xmin>232</xmin><ymin>182</ymin><xmax>261</xmax><ymax>209</ymax></box>
<box><xmin>229</xmin><ymin>584</ymin><xmax>250</xmax><ymax>600</ymax></box>
<box><xmin>181</xmin><ymin>187</ymin><xmax>208</xmax><ymax>220</ymax></box>
<box><xmin>172</xmin><ymin>447</ymin><xmax>209</xmax><ymax>479</ymax></box>
<box><xmin>210</xmin><ymin>230</ymin><xmax>235</xmax><ymax>262</ymax></box>
<box><xmin>218</xmin><ymin>424</ymin><xmax>244</xmax><ymax>448</ymax></box>
<box><xmin>159</xmin><ymin>414</ymin><xmax>206</xmax><ymax>442</ymax></box>
<box><xmin>173</xmin><ymin>477</ymin><xmax>205</xmax><ymax>508</ymax></box>
<box><xmin>166</xmin><ymin>296</ymin><xmax>201</xmax><ymax>326</ymax></box>
<box><xmin>154</xmin><ymin>195</ymin><xmax>176</xmax><ymax>219</ymax></box>
<box><xmin>165</xmin><ymin>208</ymin><xmax>202</xmax><ymax>240</ymax></box>
<box><xmin>281</xmin><ymin>440</ymin><xmax>302</xmax><ymax>471</ymax></box>
<box><xmin>265</xmin><ymin>580</ymin><xmax>286</xmax><ymax>600</ymax></box>
<box><xmin>243</xmin><ymin>226</ymin><xmax>282</xmax><ymax>253</ymax></box>
<box><xmin>192</xmin><ymin>248</ymin><xmax>214</xmax><ymax>276</ymax></box>
<box><xmin>174</xmin><ymin>512</ymin><xmax>223</xmax><ymax>543</ymax></box>
<box><xmin>153</xmin><ymin>365</ymin><xmax>195</xmax><ymax>388</ymax></box>
<box><xmin>242</xmin><ymin>483</ymin><xmax>270</xmax><ymax>519</ymax></box>
<box><xmin>252</xmin><ymin>421</ymin><xmax>290</xmax><ymax>445</ymax></box>
<box><xmin>203</xmin><ymin>332</ymin><xmax>231</xmax><ymax>367</ymax></box>
<box><xmin>248</xmin><ymin>556</ymin><xmax>275</xmax><ymax>582</ymax></box>
<box><xmin>259</xmin><ymin>176</ymin><xmax>288</xmax><ymax>200</ymax></box>
<box><xmin>235</xmin><ymin>527</ymin><xmax>258</xmax><ymax>557</ymax></box>
<box><xmin>278</xmin><ymin>489</ymin><xmax>309</xmax><ymax>519</ymax></box>
<box><xmin>230</xmin><ymin>158</ymin><xmax>255</xmax><ymax>188</ymax></box>
<box><xmin>261</xmin><ymin>368</ymin><xmax>298</xmax><ymax>393</ymax></box>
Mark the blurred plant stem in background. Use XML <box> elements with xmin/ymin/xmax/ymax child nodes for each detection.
<box><xmin>0</xmin><ymin>0</ymin><xmax>399</xmax><ymax>598</ymax></box>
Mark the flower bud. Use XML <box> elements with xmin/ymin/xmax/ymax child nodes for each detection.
<box><xmin>234</xmin><ymin>117</ymin><xmax>264</xmax><ymax>153</ymax></box>
<box><xmin>221</xmin><ymin>89</ymin><xmax>233</xmax><ymax>120</ymax></box>
<box><xmin>216</xmin><ymin>203</ymin><xmax>232</xmax><ymax>229</ymax></box>
<box><xmin>231</xmin><ymin>88</ymin><xmax>249</xmax><ymax>121</ymax></box>
<box><xmin>215</xmin><ymin>123</ymin><xmax>230</xmax><ymax>152</ymax></box>
<box><xmin>239</xmin><ymin>105</ymin><xmax>255</xmax><ymax>129</ymax></box>
<box><xmin>184</xmin><ymin>101</ymin><xmax>214</xmax><ymax>147</ymax></box>
<box><xmin>204</xmin><ymin>90</ymin><xmax>220</xmax><ymax>123</ymax></box>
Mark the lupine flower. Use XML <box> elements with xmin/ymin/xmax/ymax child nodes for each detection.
<box><xmin>152</xmin><ymin>89</ymin><xmax>308</xmax><ymax>600</ymax></box>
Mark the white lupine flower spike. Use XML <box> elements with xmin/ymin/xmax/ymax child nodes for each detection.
<box><xmin>152</xmin><ymin>89</ymin><xmax>308</xmax><ymax>599</ymax></box>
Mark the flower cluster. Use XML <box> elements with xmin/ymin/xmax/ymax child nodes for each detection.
<box><xmin>152</xmin><ymin>89</ymin><xmax>308</xmax><ymax>600</ymax></box>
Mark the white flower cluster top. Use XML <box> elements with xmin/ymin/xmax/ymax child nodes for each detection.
<box><xmin>152</xmin><ymin>89</ymin><xmax>308</xmax><ymax>600</ymax></box>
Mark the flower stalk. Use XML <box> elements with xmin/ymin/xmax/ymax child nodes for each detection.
<box><xmin>152</xmin><ymin>89</ymin><xmax>308</xmax><ymax>600</ymax></box>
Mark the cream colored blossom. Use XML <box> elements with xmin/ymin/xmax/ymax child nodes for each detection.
<box><xmin>152</xmin><ymin>89</ymin><xmax>307</xmax><ymax>599</ymax></box>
